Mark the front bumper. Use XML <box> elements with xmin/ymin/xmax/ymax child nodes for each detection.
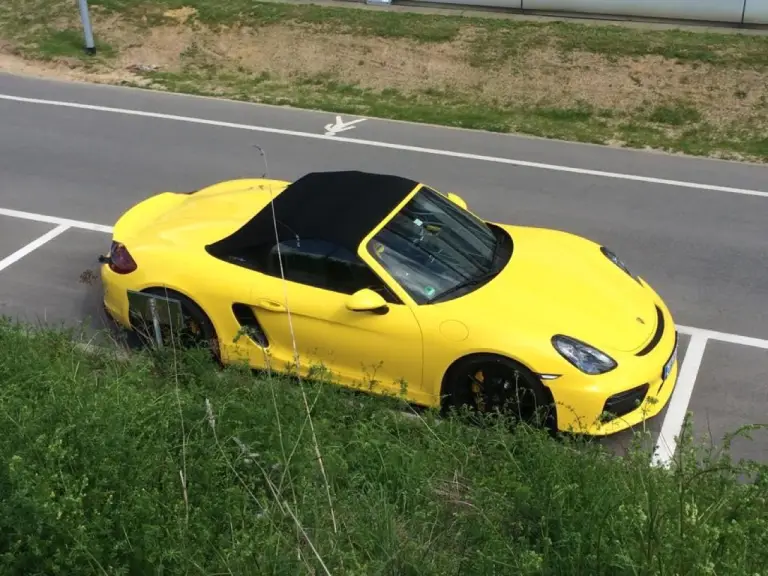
<box><xmin>547</xmin><ymin>300</ymin><xmax>680</xmax><ymax>436</ymax></box>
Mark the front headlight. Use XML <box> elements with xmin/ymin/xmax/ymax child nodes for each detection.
<box><xmin>552</xmin><ymin>335</ymin><xmax>617</xmax><ymax>375</ymax></box>
<box><xmin>601</xmin><ymin>246</ymin><xmax>641</xmax><ymax>284</ymax></box>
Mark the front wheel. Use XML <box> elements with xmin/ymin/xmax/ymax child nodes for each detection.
<box><xmin>442</xmin><ymin>354</ymin><xmax>555</xmax><ymax>431</ymax></box>
<box><xmin>132</xmin><ymin>288</ymin><xmax>221</xmax><ymax>364</ymax></box>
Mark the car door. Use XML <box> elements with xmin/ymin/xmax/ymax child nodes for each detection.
<box><xmin>250</xmin><ymin>238</ymin><xmax>425</xmax><ymax>399</ymax></box>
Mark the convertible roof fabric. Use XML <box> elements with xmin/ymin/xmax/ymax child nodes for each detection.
<box><xmin>215</xmin><ymin>170</ymin><xmax>420</xmax><ymax>254</ymax></box>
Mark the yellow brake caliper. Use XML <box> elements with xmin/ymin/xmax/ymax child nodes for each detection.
<box><xmin>187</xmin><ymin>318</ymin><xmax>201</xmax><ymax>335</ymax></box>
<box><xmin>472</xmin><ymin>370</ymin><xmax>485</xmax><ymax>411</ymax></box>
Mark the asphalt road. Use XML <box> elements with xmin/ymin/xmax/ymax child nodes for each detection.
<box><xmin>1</xmin><ymin>72</ymin><xmax>767</xmax><ymax>465</ymax></box>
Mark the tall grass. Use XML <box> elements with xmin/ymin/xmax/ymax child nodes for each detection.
<box><xmin>0</xmin><ymin>319</ymin><xmax>766</xmax><ymax>574</ymax></box>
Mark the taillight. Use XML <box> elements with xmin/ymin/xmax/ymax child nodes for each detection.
<box><xmin>109</xmin><ymin>241</ymin><xmax>137</xmax><ymax>274</ymax></box>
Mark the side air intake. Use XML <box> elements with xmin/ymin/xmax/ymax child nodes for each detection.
<box><xmin>232</xmin><ymin>303</ymin><xmax>269</xmax><ymax>348</ymax></box>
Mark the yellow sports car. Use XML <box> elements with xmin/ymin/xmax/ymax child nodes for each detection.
<box><xmin>100</xmin><ymin>170</ymin><xmax>679</xmax><ymax>436</ymax></box>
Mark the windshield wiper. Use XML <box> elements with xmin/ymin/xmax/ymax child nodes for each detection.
<box><xmin>486</xmin><ymin>231</ymin><xmax>499</xmax><ymax>273</ymax></box>
<box><xmin>430</xmin><ymin>233</ymin><xmax>500</xmax><ymax>303</ymax></box>
<box><xmin>430</xmin><ymin>268</ymin><xmax>499</xmax><ymax>303</ymax></box>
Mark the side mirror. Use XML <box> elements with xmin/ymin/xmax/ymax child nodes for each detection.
<box><xmin>446</xmin><ymin>192</ymin><xmax>468</xmax><ymax>210</ymax></box>
<box><xmin>346</xmin><ymin>288</ymin><xmax>389</xmax><ymax>315</ymax></box>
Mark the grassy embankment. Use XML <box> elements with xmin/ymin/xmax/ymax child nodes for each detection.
<box><xmin>1</xmin><ymin>0</ymin><xmax>768</xmax><ymax>161</ymax></box>
<box><xmin>1</xmin><ymin>319</ymin><xmax>768</xmax><ymax>574</ymax></box>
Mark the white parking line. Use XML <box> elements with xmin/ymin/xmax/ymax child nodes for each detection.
<box><xmin>678</xmin><ymin>324</ymin><xmax>768</xmax><ymax>350</ymax></box>
<box><xmin>651</xmin><ymin>334</ymin><xmax>709</xmax><ymax>468</ymax></box>
<box><xmin>1</xmin><ymin>93</ymin><xmax>768</xmax><ymax>199</ymax></box>
<box><xmin>0</xmin><ymin>224</ymin><xmax>70</xmax><ymax>273</ymax></box>
<box><xmin>2</xmin><ymin>205</ymin><xmax>768</xmax><ymax>352</ymax></box>
<box><xmin>0</xmin><ymin>207</ymin><xmax>113</xmax><ymax>233</ymax></box>
<box><xmin>0</xmin><ymin>206</ymin><xmax>763</xmax><ymax>469</ymax></box>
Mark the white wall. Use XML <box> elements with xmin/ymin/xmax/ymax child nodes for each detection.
<box><xmin>744</xmin><ymin>0</ymin><xmax>768</xmax><ymax>23</ymax></box>
<box><xmin>522</xmin><ymin>0</ymin><xmax>746</xmax><ymax>23</ymax></box>
<box><xmin>422</xmin><ymin>0</ymin><xmax>521</xmax><ymax>6</ymax></box>
<box><xmin>404</xmin><ymin>0</ymin><xmax>768</xmax><ymax>24</ymax></box>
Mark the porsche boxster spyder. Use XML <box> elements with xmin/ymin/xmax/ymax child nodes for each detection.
<box><xmin>100</xmin><ymin>170</ymin><xmax>679</xmax><ymax>435</ymax></box>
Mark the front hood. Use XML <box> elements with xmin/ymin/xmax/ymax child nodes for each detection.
<box><xmin>458</xmin><ymin>225</ymin><xmax>658</xmax><ymax>354</ymax></box>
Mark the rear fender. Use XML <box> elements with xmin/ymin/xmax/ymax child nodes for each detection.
<box><xmin>112</xmin><ymin>192</ymin><xmax>187</xmax><ymax>241</ymax></box>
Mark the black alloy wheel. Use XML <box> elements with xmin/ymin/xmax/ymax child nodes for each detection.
<box><xmin>443</xmin><ymin>354</ymin><xmax>555</xmax><ymax>431</ymax></box>
<box><xmin>132</xmin><ymin>288</ymin><xmax>222</xmax><ymax>364</ymax></box>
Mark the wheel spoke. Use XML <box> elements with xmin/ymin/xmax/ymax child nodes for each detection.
<box><xmin>465</xmin><ymin>363</ymin><xmax>539</xmax><ymax>422</ymax></box>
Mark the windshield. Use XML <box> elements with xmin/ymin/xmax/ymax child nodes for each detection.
<box><xmin>367</xmin><ymin>185</ymin><xmax>504</xmax><ymax>304</ymax></box>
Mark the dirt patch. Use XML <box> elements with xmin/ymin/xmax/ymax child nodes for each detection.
<box><xmin>163</xmin><ymin>6</ymin><xmax>198</xmax><ymax>24</ymax></box>
<box><xmin>0</xmin><ymin>50</ymin><xmax>153</xmax><ymax>88</ymax></box>
<box><xmin>118</xmin><ymin>25</ymin><xmax>197</xmax><ymax>71</ymax></box>
<box><xmin>1</xmin><ymin>8</ymin><xmax>766</xmax><ymax>159</ymax></box>
<box><xmin>64</xmin><ymin>16</ymin><xmax>763</xmax><ymax>128</ymax></box>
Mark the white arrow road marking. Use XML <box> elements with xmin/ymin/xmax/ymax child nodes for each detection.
<box><xmin>324</xmin><ymin>115</ymin><xmax>367</xmax><ymax>136</ymax></box>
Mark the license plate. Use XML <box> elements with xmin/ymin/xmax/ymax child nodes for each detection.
<box><xmin>662</xmin><ymin>341</ymin><xmax>678</xmax><ymax>380</ymax></box>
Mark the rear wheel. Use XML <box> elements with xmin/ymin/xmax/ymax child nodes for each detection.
<box><xmin>133</xmin><ymin>288</ymin><xmax>221</xmax><ymax>363</ymax></box>
<box><xmin>442</xmin><ymin>354</ymin><xmax>555</xmax><ymax>431</ymax></box>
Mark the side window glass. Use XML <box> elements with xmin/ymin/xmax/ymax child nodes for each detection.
<box><xmin>326</xmin><ymin>250</ymin><xmax>399</xmax><ymax>303</ymax></box>
<box><xmin>267</xmin><ymin>239</ymin><xmax>399</xmax><ymax>303</ymax></box>
<box><xmin>217</xmin><ymin>241</ymin><xmax>274</xmax><ymax>272</ymax></box>
<box><xmin>269</xmin><ymin>238</ymin><xmax>331</xmax><ymax>288</ymax></box>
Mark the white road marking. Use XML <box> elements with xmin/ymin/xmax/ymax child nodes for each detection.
<box><xmin>677</xmin><ymin>324</ymin><xmax>768</xmax><ymax>351</ymax></box>
<box><xmin>651</xmin><ymin>334</ymin><xmax>709</xmax><ymax>468</ymax></box>
<box><xmin>0</xmin><ymin>207</ymin><xmax>113</xmax><ymax>233</ymax></box>
<box><xmin>1</xmin><ymin>205</ymin><xmax>767</xmax><ymax>352</ymax></box>
<box><xmin>0</xmin><ymin>224</ymin><xmax>71</xmax><ymax>273</ymax></box>
<box><xmin>1</xmin><ymin>93</ymin><xmax>767</xmax><ymax>199</ymax></box>
<box><xmin>324</xmin><ymin>115</ymin><xmax>366</xmax><ymax>136</ymax></box>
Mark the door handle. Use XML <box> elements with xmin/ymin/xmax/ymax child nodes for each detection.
<box><xmin>256</xmin><ymin>299</ymin><xmax>286</xmax><ymax>312</ymax></box>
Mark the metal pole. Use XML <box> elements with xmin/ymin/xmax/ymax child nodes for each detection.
<box><xmin>149</xmin><ymin>298</ymin><xmax>164</xmax><ymax>349</ymax></box>
<box><xmin>77</xmin><ymin>0</ymin><xmax>96</xmax><ymax>55</ymax></box>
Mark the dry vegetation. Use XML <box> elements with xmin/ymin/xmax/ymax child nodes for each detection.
<box><xmin>2</xmin><ymin>0</ymin><xmax>768</xmax><ymax>160</ymax></box>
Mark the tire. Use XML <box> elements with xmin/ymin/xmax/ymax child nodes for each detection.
<box><xmin>441</xmin><ymin>354</ymin><xmax>556</xmax><ymax>431</ymax></box>
<box><xmin>135</xmin><ymin>288</ymin><xmax>221</xmax><ymax>363</ymax></box>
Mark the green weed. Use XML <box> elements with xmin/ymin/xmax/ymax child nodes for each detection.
<box><xmin>0</xmin><ymin>319</ymin><xmax>767</xmax><ymax>574</ymax></box>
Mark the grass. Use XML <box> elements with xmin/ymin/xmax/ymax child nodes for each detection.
<box><xmin>1</xmin><ymin>319</ymin><xmax>768</xmax><ymax>574</ymax></box>
<box><xmin>74</xmin><ymin>0</ymin><xmax>768</xmax><ymax>65</ymax></box>
<box><xmin>0</xmin><ymin>1</ymin><xmax>767</xmax><ymax>161</ymax></box>
<box><xmin>34</xmin><ymin>29</ymin><xmax>115</xmax><ymax>59</ymax></box>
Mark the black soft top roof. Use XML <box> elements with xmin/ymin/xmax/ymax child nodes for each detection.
<box><xmin>212</xmin><ymin>170</ymin><xmax>421</xmax><ymax>255</ymax></box>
